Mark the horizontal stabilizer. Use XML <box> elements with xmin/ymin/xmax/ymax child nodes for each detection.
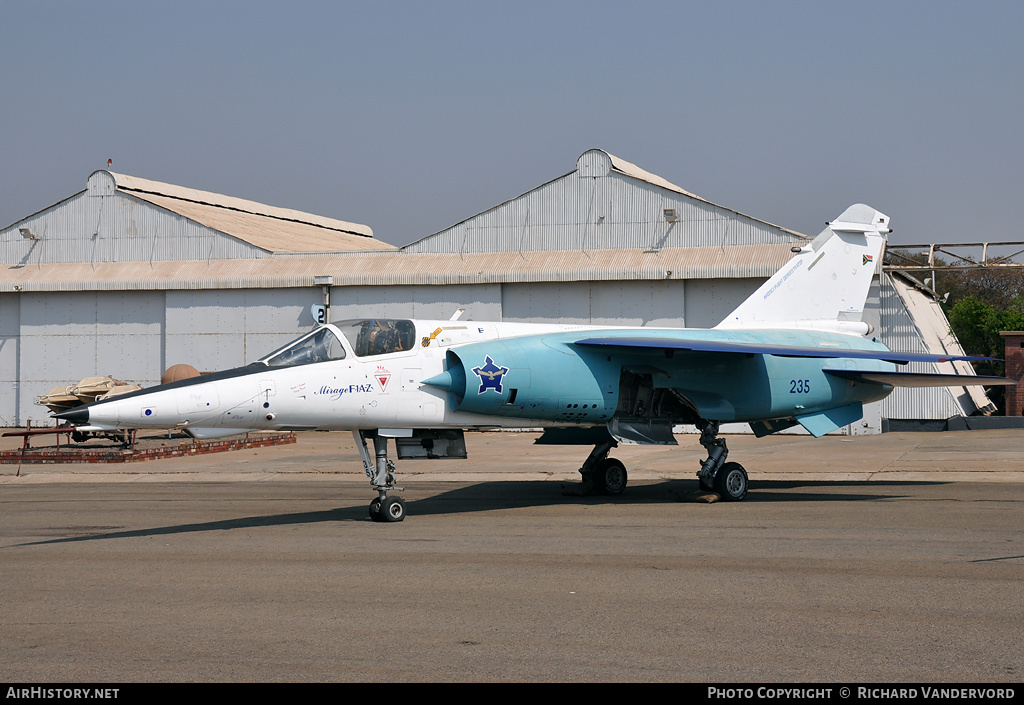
<box><xmin>575</xmin><ymin>336</ymin><xmax>998</xmax><ymax>366</ymax></box>
<box><xmin>824</xmin><ymin>369</ymin><xmax>1018</xmax><ymax>388</ymax></box>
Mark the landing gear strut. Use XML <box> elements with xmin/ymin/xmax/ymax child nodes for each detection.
<box><xmin>578</xmin><ymin>439</ymin><xmax>628</xmax><ymax>495</ymax></box>
<box><xmin>355</xmin><ymin>431</ymin><xmax>406</xmax><ymax>522</ymax></box>
<box><xmin>696</xmin><ymin>420</ymin><xmax>748</xmax><ymax>501</ymax></box>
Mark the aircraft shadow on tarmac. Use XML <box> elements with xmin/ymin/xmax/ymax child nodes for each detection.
<box><xmin>11</xmin><ymin>479</ymin><xmax>940</xmax><ymax>547</ymax></box>
<box><xmin>408</xmin><ymin>478</ymin><xmax>937</xmax><ymax>512</ymax></box>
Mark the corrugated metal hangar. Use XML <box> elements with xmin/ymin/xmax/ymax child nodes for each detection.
<box><xmin>0</xmin><ymin>148</ymin><xmax>992</xmax><ymax>429</ymax></box>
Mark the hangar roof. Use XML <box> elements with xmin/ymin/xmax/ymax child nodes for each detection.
<box><xmin>598</xmin><ymin>152</ymin><xmax>705</xmax><ymax>200</ymax></box>
<box><xmin>1</xmin><ymin>171</ymin><xmax>394</xmax><ymax>265</ymax></box>
<box><xmin>2</xmin><ymin>152</ymin><xmax>801</xmax><ymax>284</ymax></box>
<box><xmin>101</xmin><ymin>171</ymin><xmax>395</xmax><ymax>253</ymax></box>
<box><xmin>403</xmin><ymin>149</ymin><xmax>806</xmax><ymax>254</ymax></box>
<box><xmin>0</xmin><ymin>243</ymin><xmax>795</xmax><ymax>292</ymax></box>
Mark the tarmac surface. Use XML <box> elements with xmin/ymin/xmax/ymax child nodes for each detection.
<box><xmin>4</xmin><ymin>426</ymin><xmax>1024</xmax><ymax>484</ymax></box>
<box><xmin>1</xmin><ymin>428</ymin><xmax>1023</xmax><ymax>682</ymax></box>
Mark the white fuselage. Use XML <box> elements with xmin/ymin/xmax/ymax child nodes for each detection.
<box><xmin>77</xmin><ymin>319</ymin><xmax>609</xmax><ymax>438</ymax></box>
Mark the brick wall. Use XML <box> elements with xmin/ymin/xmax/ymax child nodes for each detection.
<box><xmin>1000</xmin><ymin>331</ymin><xmax>1024</xmax><ymax>417</ymax></box>
<box><xmin>1</xmin><ymin>432</ymin><xmax>295</xmax><ymax>464</ymax></box>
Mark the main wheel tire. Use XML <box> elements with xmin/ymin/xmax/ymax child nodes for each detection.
<box><xmin>380</xmin><ymin>496</ymin><xmax>406</xmax><ymax>522</ymax></box>
<box><xmin>594</xmin><ymin>458</ymin><xmax>628</xmax><ymax>495</ymax></box>
<box><xmin>713</xmin><ymin>462</ymin><xmax>748</xmax><ymax>501</ymax></box>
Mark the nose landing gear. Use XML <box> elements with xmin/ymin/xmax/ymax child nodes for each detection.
<box><xmin>355</xmin><ymin>431</ymin><xmax>406</xmax><ymax>522</ymax></box>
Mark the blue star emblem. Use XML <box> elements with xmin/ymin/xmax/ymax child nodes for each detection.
<box><xmin>471</xmin><ymin>356</ymin><xmax>509</xmax><ymax>394</ymax></box>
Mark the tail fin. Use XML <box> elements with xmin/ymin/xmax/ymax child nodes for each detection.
<box><xmin>715</xmin><ymin>203</ymin><xmax>889</xmax><ymax>334</ymax></box>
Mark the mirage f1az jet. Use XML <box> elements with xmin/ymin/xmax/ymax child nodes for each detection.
<box><xmin>55</xmin><ymin>204</ymin><xmax>1015</xmax><ymax>521</ymax></box>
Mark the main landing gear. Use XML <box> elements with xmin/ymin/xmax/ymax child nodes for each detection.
<box><xmin>355</xmin><ymin>431</ymin><xmax>406</xmax><ymax>522</ymax></box>
<box><xmin>575</xmin><ymin>421</ymin><xmax>748</xmax><ymax>502</ymax></box>
<box><xmin>578</xmin><ymin>439</ymin><xmax>628</xmax><ymax>495</ymax></box>
<box><xmin>696</xmin><ymin>420</ymin><xmax>748</xmax><ymax>501</ymax></box>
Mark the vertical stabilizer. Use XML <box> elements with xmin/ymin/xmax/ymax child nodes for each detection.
<box><xmin>715</xmin><ymin>204</ymin><xmax>889</xmax><ymax>334</ymax></box>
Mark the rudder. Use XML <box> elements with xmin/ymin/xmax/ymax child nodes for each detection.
<box><xmin>715</xmin><ymin>204</ymin><xmax>889</xmax><ymax>334</ymax></box>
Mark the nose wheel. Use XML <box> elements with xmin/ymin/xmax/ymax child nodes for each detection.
<box><xmin>369</xmin><ymin>494</ymin><xmax>406</xmax><ymax>522</ymax></box>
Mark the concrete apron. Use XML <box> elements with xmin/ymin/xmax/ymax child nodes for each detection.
<box><xmin>2</xmin><ymin>428</ymin><xmax>1023</xmax><ymax>485</ymax></box>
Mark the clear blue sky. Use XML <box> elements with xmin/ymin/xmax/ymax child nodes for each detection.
<box><xmin>2</xmin><ymin>1</ymin><xmax>1022</xmax><ymax>247</ymax></box>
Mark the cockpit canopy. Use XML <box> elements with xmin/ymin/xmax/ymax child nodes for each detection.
<box><xmin>263</xmin><ymin>327</ymin><xmax>347</xmax><ymax>367</ymax></box>
<box><xmin>334</xmin><ymin>319</ymin><xmax>416</xmax><ymax>357</ymax></box>
<box><xmin>259</xmin><ymin>319</ymin><xmax>417</xmax><ymax>368</ymax></box>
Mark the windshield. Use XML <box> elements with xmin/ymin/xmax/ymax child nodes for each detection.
<box><xmin>334</xmin><ymin>319</ymin><xmax>416</xmax><ymax>357</ymax></box>
<box><xmin>263</xmin><ymin>327</ymin><xmax>347</xmax><ymax>367</ymax></box>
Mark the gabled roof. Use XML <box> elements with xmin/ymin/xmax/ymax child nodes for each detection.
<box><xmin>600</xmin><ymin>152</ymin><xmax>704</xmax><ymax>200</ymax></box>
<box><xmin>96</xmin><ymin>171</ymin><xmax>395</xmax><ymax>253</ymax></box>
<box><xmin>402</xmin><ymin>149</ymin><xmax>805</xmax><ymax>253</ymax></box>
<box><xmin>582</xmin><ymin>149</ymin><xmax>804</xmax><ymax>238</ymax></box>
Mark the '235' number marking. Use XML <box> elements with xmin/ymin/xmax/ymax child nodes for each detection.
<box><xmin>789</xmin><ymin>379</ymin><xmax>810</xmax><ymax>394</ymax></box>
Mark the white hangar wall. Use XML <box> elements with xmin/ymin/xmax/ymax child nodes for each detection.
<box><xmin>164</xmin><ymin>288</ymin><xmax>320</xmax><ymax>371</ymax></box>
<box><xmin>497</xmin><ymin>278</ymin><xmax>763</xmax><ymax>328</ymax></box>
<box><xmin>4</xmin><ymin>291</ymin><xmax>163</xmax><ymax>426</ymax></box>
<box><xmin>327</xmin><ymin>283</ymin><xmax>503</xmax><ymax>322</ymax></box>
<box><xmin>0</xmin><ymin>293</ymin><xmax>19</xmax><ymax>426</ymax></box>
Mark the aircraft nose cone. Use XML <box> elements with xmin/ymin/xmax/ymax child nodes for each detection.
<box><xmin>54</xmin><ymin>406</ymin><xmax>90</xmax><ymax>425</ymax></box>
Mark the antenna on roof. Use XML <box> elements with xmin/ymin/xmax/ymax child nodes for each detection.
<box><xmin>107</xmin><ymin>158</ymin><xmax>112</xmax><ymax>168</ymax></box>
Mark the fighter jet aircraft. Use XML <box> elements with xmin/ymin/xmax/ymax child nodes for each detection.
<box><xmin>54</xmin><ymin>204</ymin><xmax>1015</xmax><ymax>521</ymax></box>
